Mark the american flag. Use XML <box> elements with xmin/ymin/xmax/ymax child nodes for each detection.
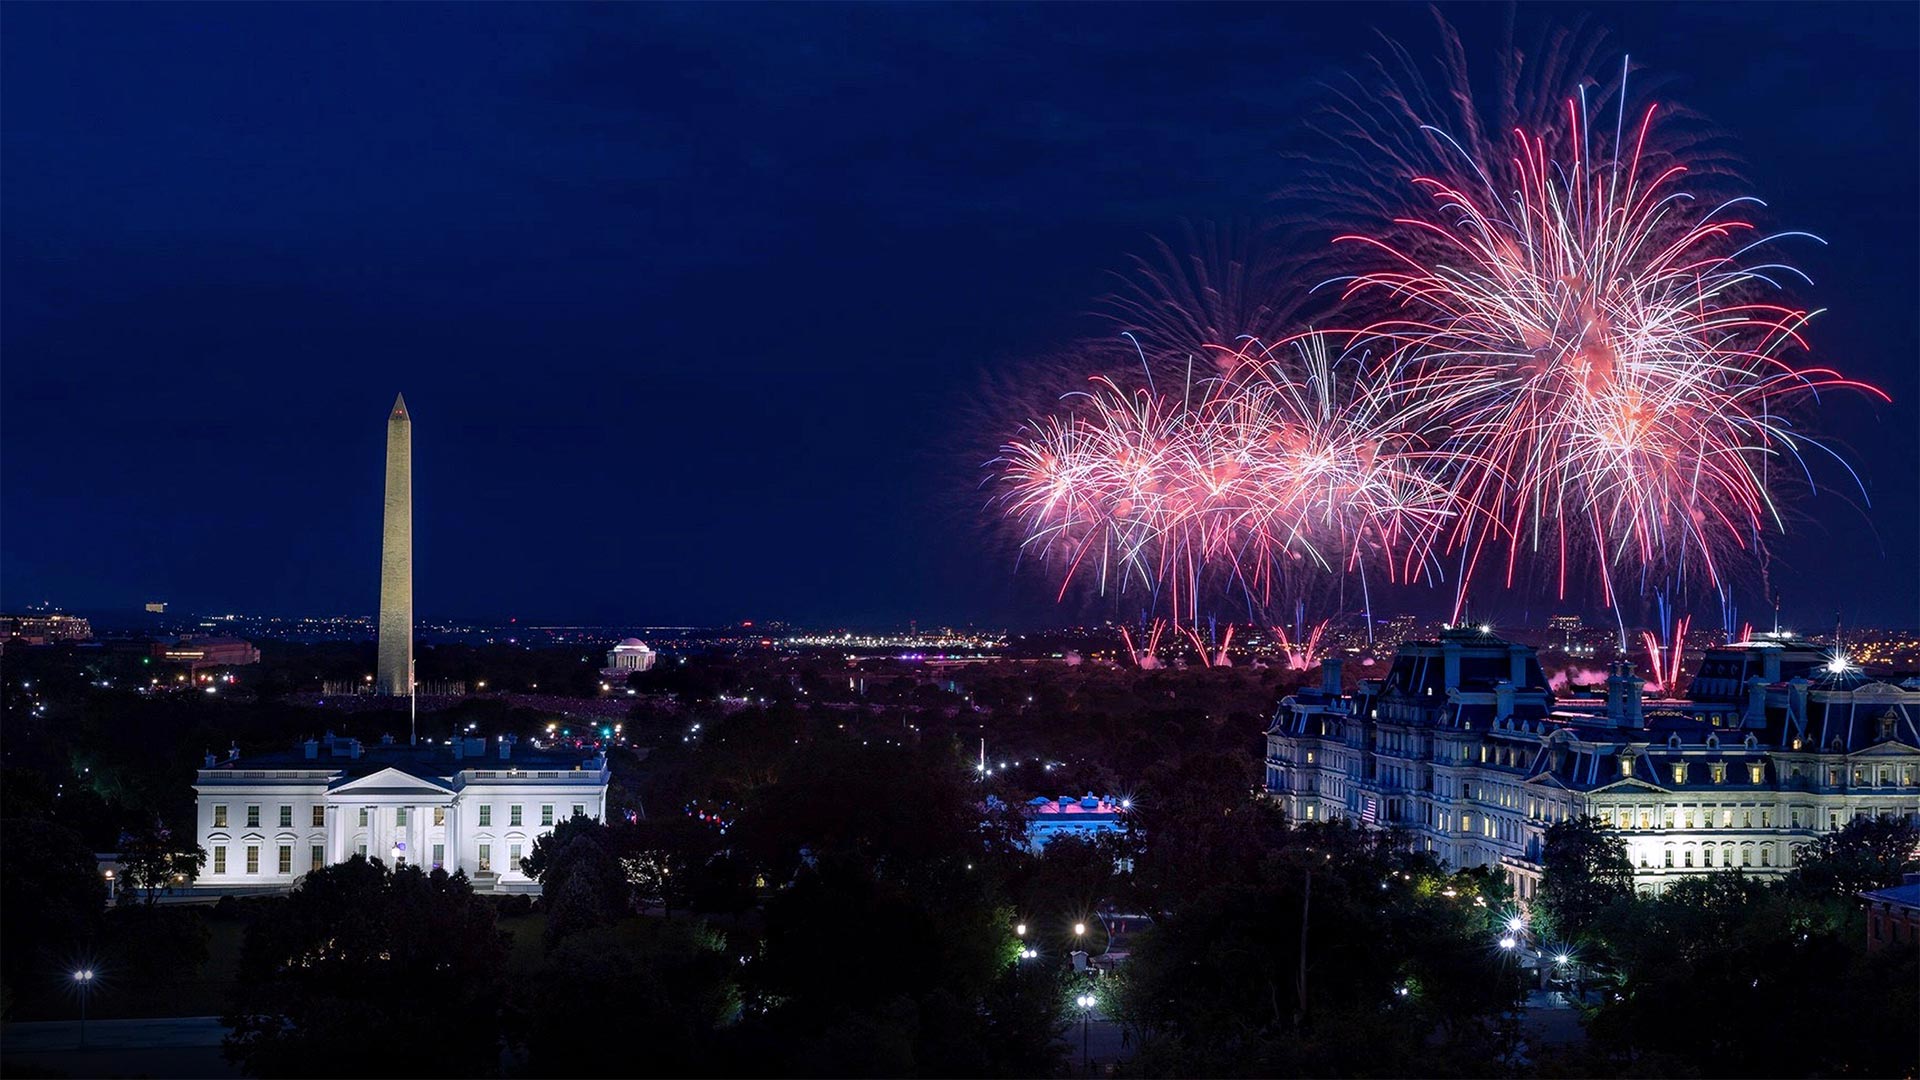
<box><xmin>1361</xmin><ymin>797</ymin><xmax>1379</xmax><ymax>826</ymax></box>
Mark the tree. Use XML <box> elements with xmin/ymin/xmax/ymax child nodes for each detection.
<box><xmin>223</xmin><ymin>857</ymin><xmax>506</xmax><ymax>1077</ymax></box>
<box><xmin>521</xmin><ymin>920</ymin><xmax>740</xmax><ymax>1076</ymax></box>
<box><xmin>523</xmin><ymin>814</ymin><xmax>629</xmax><ymax>944</ymax></box>
<box><xmin>1789</xmin><ymin>814</ymin><xmax>1920</xmax><ymax>898</ymax></box>
<box><xmin>1537</xmin><ymin>814</ymin><xmax>1634</xmax><ymax>941</ymax></box>
<box><xmin>117</xmin><ymin>821</ymin><xmax>208</xmax><ymax>904</ymax></box>
<box><xmin>0</xmin><ymin>817</ymin><xmax>106</xmax><ymax>988</ymax></box>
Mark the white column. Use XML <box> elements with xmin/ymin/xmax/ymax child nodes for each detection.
<box><xmin>445</xmin><ymin>802</ymin><xmax>461</xmax><ymax>875</ymax></box>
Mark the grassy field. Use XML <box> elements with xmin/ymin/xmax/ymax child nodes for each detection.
<box><xmin>6</xmin><ymin>913</ymin><xmax>248</xmax><ymax>1022</ymax></box>
<box><xmin>7</xmin><ymin>908</ymin><xmax>555</xmax><ymax>1024</ymax></box>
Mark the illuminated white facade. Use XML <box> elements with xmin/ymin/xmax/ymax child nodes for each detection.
<box><xmin>606</xmin><ymin>638</ymin><xmax>657</xmax><ymax>672</ymax></box>
<box><xmin>1267</xmin><ymin>631</ymin><xmax>1920</xmax><ymax>899</ymax></box>
<box><xmin>193</xmin><ymin>733</ymin><xmax>609</xmax><ymax>891</ymax></box>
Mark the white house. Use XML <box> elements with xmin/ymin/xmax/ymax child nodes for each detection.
<box><xmin>193</xmin><ymin>732</ymin><xmax>610</xmax><ymax>892</ymax></box>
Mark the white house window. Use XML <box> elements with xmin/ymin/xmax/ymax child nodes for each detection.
<box><xmin>1710</xmin><ymin>764</ymin><xmax>1726</xmax><ymax>785</ymax></box>
<box><xmin>246</xmin><ymin>805</ymin><xmax>261</xmax><ymax>828</ymax></box>
<box><xmin>510</xmin><ymin>843</ymin><xmax>523</xmax><ymax>871</ymax></box>
<box><xmin>510</xmin><ymin>805</ymin><xmax>523</xmax><ymax>827</ymax></box>
<box><xmin>311</xmin><ymin>844</ymin><xmax>324</xmax><ymax>870</ymax></box>
<box><xmin>396</xmin><ymin>808</ymin><xmax>409</xmax><ymax>827</ymax></box>
<box><xmin>434</xmin><ymin>807</ymin><xmax>446</xmax><ymax>826</ymax></box>
<box><xmin>1741</xmin><ymin>847</ymin><xmax>1752</xmax><ymax>866</ymax></box>
<box><xmin>432</xmin><ymin>843</ymin><xmax>444</xmax><ymax>869</ymax></box>
<box><xmin>1672</xmin><ymin>763</ymin><xmax>1688</xmax><ymax>785</ymax></box>
<box><xmin>213</xmin><ymin>805</ymin><xmax>228</xmax><ymax>828</ymax></box>
<box><xmin>478</xmin><ymin>805</ymin><xmax>492</xmax><ymax>827</ymax></box>
<box><xmin>246</xmin><ymin>846</ymin><xmax>260</xmax><ymax>874</ymax></box>
<box><xmin>1664</xmin><ymin>849</ymin><xmax>1673</xmax><ymax>868</ymax></box>
<box><xmin>213</xmin><ymin>846</ymin><xmax>227</xmax><ymax>874</ymax></box>
<box><xmin>1762</xmin><ymin>847</ymin><xmax>1773</xmax><ymax>867</ymax></box>
<box><xmin>541</xmin><ymin>805</ymin><xmax>554</xmax><ymax>826</ymax></box>
<box><xmin>1683</xmin><ymin>850</ymin><xmax>1694</xmax><ymax>868</ymax></box>
<box><xmin>359</xmin><ymin>808</ymin><xmax>369</xmax><ymax>827</ymax></box>
<box><xmin>478</xmin><ymin>844</ymin><xmax>492</xmax><ymax>874</ymax></box>
<box><xmin>312</xmin><ymin>806</ymin><xmax>325</xmax><ymax>828</ymax></box>
<box><xmin>278</xmin><ymin>846</ymin><xmax>292</xmax><ymax>874</ymax></box>
<box><xmin>278</xmin><ymin>805</ymin><xmax>292</xmax><ymax>828</ymax></box>
<box><xmin>572</xmin><ymin>804</ymin><xmax>585</xmax><ymax>819</ymax></box>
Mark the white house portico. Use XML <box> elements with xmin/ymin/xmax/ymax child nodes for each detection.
<box><xmin>194</xmin><ymin>732</ymin><xmax>610</xmax><ymax>891</ymax></box>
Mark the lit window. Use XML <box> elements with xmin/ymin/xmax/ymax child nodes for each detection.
<box><xmin>246</xmin><ymin>846</ymin><xmax>260</xmax><ymax>874</ymax></box>
<box><xmin>434</xmin><ymin>807</ymin><xmax>445</xmax><ymax>827</ymax></box>
<box><xmin>478</xmin><ymin>844</ymin><xmax>492</xmax><ymax>874</ymax></box>
<box><xmin>213</xmin><ymin>805</ymin><xmax>228</xmax><ymax>828</ymax></box>
<box><xmin>1710</xmin><ymin>764</ymin><xmax>1726</xmax><ymax>785</ymax></box>
<box><xmin>1672</xmin><ymin>763</ymin><xmax>1688</xmax><ymax>786</ymax></box>
<box><xmin>278</xmin><ymin>846</ymin><xmax>292</xmax><ymax>874</ymax></box>
<box><xmin>213</xmin><ymin>846</ymin><xmax>227</xmax><ymax>874</ymax></box>
<box><xmin>311</xmin><ymin>844</ymin><xmax>325</xmax><ymax>869</ymax></box>
<box><xmin>312</xmin><ymin>806</ymin><xmax>325</xmax><ymax>828</ymax></box>
<box><xmin>432</xmin><ymin>843</ymin><xmax>445</xmax><ymax>869</ymax></box>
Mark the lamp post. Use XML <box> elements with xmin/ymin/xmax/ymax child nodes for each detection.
<box><xmin>72</xmin><ymin>969</ymin><xmax>94</xmax><ymax>1047</ymax></box>
<box><xmin>1075</xmin><ymin>993</ymin><xmax>1096</xmax><ymax>1075</ymax></box>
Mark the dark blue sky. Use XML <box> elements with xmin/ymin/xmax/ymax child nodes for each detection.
<box><xmin>5</xmin><ymin>3</ymin><xmax>1915</xmax><ymax>628</ymax></box>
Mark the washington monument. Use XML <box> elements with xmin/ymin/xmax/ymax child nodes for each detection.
<box><xmin>376</xmin><ymin>393</ymin><xmax>412</xmax><ymax>699</ymax></box>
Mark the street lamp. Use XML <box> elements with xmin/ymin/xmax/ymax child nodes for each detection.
<box><xmin>1075</xmin><ymin>993</ymin><xmax>1096</xmax><ymax>1075</ymax></box>
<box><xmin>1015</xmin><ymin>922</ymin><xmax>1027</xmax><ymax>937</ymax></box>
<box><xmin>72</xmin><ymin>969</ymin><xmax>95</xmax><ymax>1047</ymax></box>
<box><xmin>1073</xmin><ymin>921</ymin><xmax>1087</xmax><ymax>937</ymax></box>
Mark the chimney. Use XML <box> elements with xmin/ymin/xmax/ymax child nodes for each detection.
<box><xmin>1321</xmin><ymin>656</ymin><xmax>1343</xmax><ymax>695</ymax></box>
<box><xmin>1508</xmin><ymin>644</ymin><xmax>1529</xmax><ymax>689</ymax></box>
<box><xmin>303</xmin><ymin>739</ymin><xmax>319</xmax><ymax>759</ymax></box>
<box><xmin>1494</xmin><ymin>679</ymin><xmax>1515</xmax><ymax>722</ymax></box>
<box><xmin>498</xmin><ymin>733</ymin><xmax>516</xmax><ymax>761</ymax></box>
<box><xmin>1762</xmin><ymin>649</ymin><xmax>1782</xmax><ymax>684</ymax></box>
<box><xmin>380</xmin><ymin>732</ymin><xmax>395</xmax><ymax>746</ymax></box>
<box><xmin>1442</xmin><ymin>640</ymin><xmax>1462</xmax><ymax>690</ymax></box>
<box><xmin>1743</xmin><ymin>678</ymin><xmax>1768</xmax><ymax>726</ymax></box>
<box><xmin>348</xmin><ymin>738</ymin><xmax>362</xmax><ymax>760</ymax></box>
<box><xmin>1787</xmin><ymin>677</ymin><xmax>1811</xmax><ymax>726</ymax></box>
<box><xmin>1606</xmin><ymin>661</ymin><xmax>1643</xmax><ymax>729</ymax></box>
<box><xmin>204</xmin><ymin>750</ymin><xmax>216</xmax><ymax>768</ymax></box>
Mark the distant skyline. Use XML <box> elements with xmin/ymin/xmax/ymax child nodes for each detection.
<box><xmin>5</xmin><ymin>4</ymin><xmax>1916</xmax><ymax>628</ymax></box>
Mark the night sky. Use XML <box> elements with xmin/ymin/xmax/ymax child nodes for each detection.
<box><xmin>5</xmin><ymin>3</ymin><xmax>1915</xmax><ymax>628</ymax></box>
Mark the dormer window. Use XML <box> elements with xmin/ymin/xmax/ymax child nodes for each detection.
<box><xmin>1672</xmin><ymin>762</ymin><xmax>1688</xmax><ymax>785</ymax></box>
<box><xmin>1709</xmin><ymin>763</ymin><xmax>1726</xmax><ymax>785</ymax></box>
<box><xmin>1748</xmin><ymin>763</ymin><xmax>1764</xmax><ymax>784</ymax></box>
<box><xmin>1620</xmin><ymin>755</ymin><xmax>1634</xmax><ymax>778</ymax></box>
